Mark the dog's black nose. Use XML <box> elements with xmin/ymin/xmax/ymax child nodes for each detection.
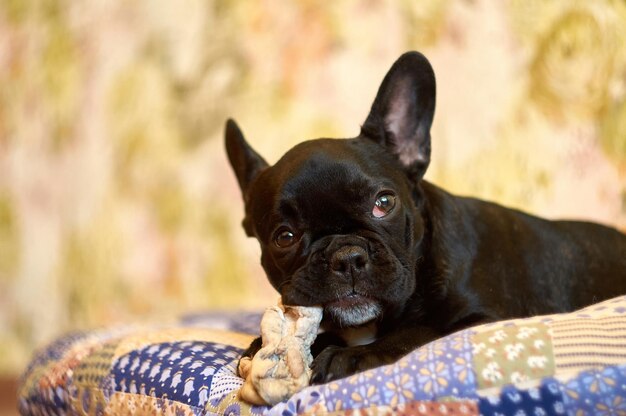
<box><xmin>330</xmin><ymin>245</ymin><xmax>368</xmax><ymax>275</ymax></box>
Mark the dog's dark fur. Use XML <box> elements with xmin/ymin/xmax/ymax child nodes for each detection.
<box><xmin>225</xmin><ymin>51</ymin><xmax>626</xmax><ymax>384</ymax></box>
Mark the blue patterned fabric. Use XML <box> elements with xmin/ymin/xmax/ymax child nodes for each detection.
<box><xmin>18</xmin><ymin>297</ymin><xmax>626</xmax><ymax>415</ymax></box>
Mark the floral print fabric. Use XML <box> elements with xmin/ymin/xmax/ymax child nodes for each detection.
<box><xmin>19</xmin><ymin>297</ymin><xmax>626</xmax><ymax>415</ymax></box>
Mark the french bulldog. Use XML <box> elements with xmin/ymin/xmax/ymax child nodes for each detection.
<box><xmin>225</xmin><ymin>51</ymin><xmax>626</xmax><ymax>384</ymax></box>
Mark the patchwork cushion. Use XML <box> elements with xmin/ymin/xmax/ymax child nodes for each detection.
<box><xmin>19</xmin><ymin>296</ymin><xmax>626</xmax><ymax>415</ymax></box>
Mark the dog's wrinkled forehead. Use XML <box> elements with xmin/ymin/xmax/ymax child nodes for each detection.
<box><xmin>277</xmin><ymin>140</ymin><xmax>375</xmax><ymax>200</ymax></box>
<box><xmin>248</xmin><ymin>138</ymin><xmax>403</xmax><ymax>234</ymax></box>
<box><xmin>280</xmin><ymin>138</ymin><xmax>401</xmax><ymax>190</ymax></box>
<box><xmin>282</xmin><ymin>154</ymin><xmax>370</xmax><ymax>209</ymax></box>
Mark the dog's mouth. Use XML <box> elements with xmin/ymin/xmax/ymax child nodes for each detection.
<box><xmin>324</xmin><ymin>292</ymin><xmax>382</xmax><ymax>327</ymax></box>
<box><xmin>327</xmin><ymin>292</ymin><xmax>371</xmax><ymax>308</ymax></box>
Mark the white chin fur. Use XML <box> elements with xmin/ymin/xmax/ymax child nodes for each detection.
<box><xmin>326</xmin><ymin>302</ymin><xmax>382</xmax><ymax>327</ymax></box>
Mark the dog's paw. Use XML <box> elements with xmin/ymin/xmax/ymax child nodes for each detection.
<box><xmin>237</xmin><ymin>336</ymin><xmax>262</xmax><ymax>376</ymax></box>
<box><xmin>310</xmin><ymin>345</ymin><xmax>385</xmax><ymax>384</ymax></box>
<box><xmin>242</xmin><ymin>336</ymin><xmax>263</xmax><ymax>358</ymax></box>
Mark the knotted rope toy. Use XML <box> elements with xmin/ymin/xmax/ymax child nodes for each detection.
<box><xmin>237</xmin><ymin>301</ymin><xmax>323</xmax><ymax>405</ymax></box>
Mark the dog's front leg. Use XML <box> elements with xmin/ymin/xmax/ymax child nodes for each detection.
<box><xmin>310</xmin><ymin>325</ymin><xmax>442</xmax><ymax>384</ymax></box>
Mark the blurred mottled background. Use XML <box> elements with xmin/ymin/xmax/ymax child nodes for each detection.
<box><xmin>1</xmin><ymin>0</ymin><xmax>626</xmax><ymax>378</ymax></box>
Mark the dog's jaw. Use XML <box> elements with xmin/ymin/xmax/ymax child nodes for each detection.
<box><xmin>324</xmin><ymin>295</ymin><xmax>382</xmax><ymax>327</ymax></box>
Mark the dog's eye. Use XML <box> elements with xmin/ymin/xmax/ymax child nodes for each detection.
<box><xmin>274</xmin><ymin>228</ymin><xmax>296</xmax><ymax>248</ymax></box>
<box><xmin>373</xmin><ymin>193</ymin><xmax>396</xmax><ymax>218</ymax></box>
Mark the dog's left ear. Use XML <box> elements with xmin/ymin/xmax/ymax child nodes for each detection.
<box><xmin>361</xmin><ymin>51</ymin><xmax>436</xmax><ymax>179</ymax></box>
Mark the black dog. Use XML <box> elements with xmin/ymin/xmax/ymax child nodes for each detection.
<box><xmin>225</xmin><ymin>51</ymin><xmax>626</xmax><ymax>384</ymax></box>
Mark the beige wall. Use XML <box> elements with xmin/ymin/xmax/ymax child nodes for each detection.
<box><xmin>1</xmin><ymin>0</ymin><xmax>625</xmax><ymax>375</ymax></box>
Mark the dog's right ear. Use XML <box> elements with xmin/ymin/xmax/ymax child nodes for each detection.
<box><xmin>225</xmin><ymin>118</ymin><xmax>268</xmax><ymax>197</ymax></box>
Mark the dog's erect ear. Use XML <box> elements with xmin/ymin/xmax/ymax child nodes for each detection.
<box><xmin>225</xmin><ymin>118</ymin><xmax>268</xmax><ymax>196</ymax></box>
<box><xmin>361</xmin><ymin>51</ymin><xmax>436</xmax><ymax>179</ymax></box>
